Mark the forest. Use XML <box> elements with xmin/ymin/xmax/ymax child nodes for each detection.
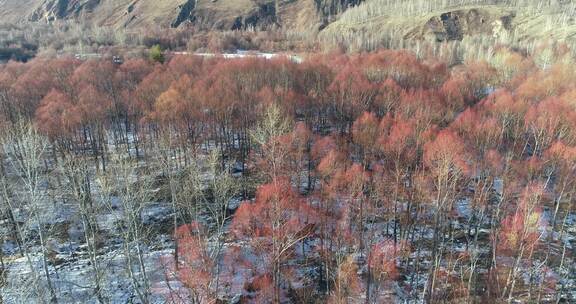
<box><xmin>0</xmin><ymin>44</ymin><xmax>574</xmax><ymax>303</ymax></box>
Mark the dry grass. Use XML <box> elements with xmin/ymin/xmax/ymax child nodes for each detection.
<box><xmin>85</xmin><ymin>0</ymin><xmax>182</xmax><ymax>28</ymax></box>
<box><xmin>319</xmin><ymin>0</ymin><xmax>576</xmax><ymax>54</ymax></box>
<box><xmin>1</xmin><ymin>0</ymin><xmax>575</xmax><ymax>56</ymax></box>
<box><xmin>193</xmin><ymin>0</ymin><xmax>261</xmax><ymax>28</ymax></box>
<box><xmin>0</xmin><ymin>0</ymin><xmax>41</xmax><ymax>24</ymax></box>
<box><xmin>0</xmin><ymin>0</ymin><xmax>185</xmax><ymax>29</ymax></box>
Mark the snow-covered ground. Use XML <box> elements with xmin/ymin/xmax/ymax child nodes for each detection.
<box><xmin>0</xmin><ymin>155</ymin><xmax>573</xmax><ymax>303</ymax></box>
<box><xmin>2</xmin><ymin>246</ymin><xmax>176</xmax><ymax>304</ymax></box>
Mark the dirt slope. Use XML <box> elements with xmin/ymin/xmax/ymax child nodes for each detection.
<box><xmin>0</xmin><ymin>0</ymin><xmax>40</xmax><ymax>24</ymax></box>
<box><xmin>1</xmin><ymin>0</ymin><xmax>575</xmax><ymax>45</ymax></box>
<box><xmin>321</xmin><ymin>1</ymin><xmax>576</xmax><ymax>45</ymax></box>
<box><xmin>0</xmin><ymin>0</ymin><xmax>359</xmax><ymax>31</ymax></box>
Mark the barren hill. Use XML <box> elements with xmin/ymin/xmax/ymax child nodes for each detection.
<box><xmin>1</xmin><ymin>0</ymin><xmax>575</xmax><ymax>45</ymax></box>
<box><xmin>0</xmin><ymin>0</ymin><xmax>359</xmax><ymax>31</ymax></box>
<box><xmin>321</xmin><ymin>1</ymin><xmax>576</xmax><ymax>45</ymax></box>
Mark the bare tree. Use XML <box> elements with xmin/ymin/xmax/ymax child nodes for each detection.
<box><xmin>59</xmin><ymin>154</ymin><xmax>106</xmax><ymax>303</ymax></box>
<box><xmin>152</xmin><ymin>128</ymin><xmax>182</xmax><ymax>269</ymax></box>
<box><xmin>2</xmin><ymin>121</ymin><xmax>57</xmax><ymax>303</ymax></box>
<box><xmin>174</xmin><ymin>150</ymin><xmax>240</xmax><ymax>300</ymax></box>
<box><xmin>250</xmin><ymin>103</ymin><xmax>291</xmax><ymax>182</ymax></box>
<box><xmin>199</xmin><ymin>151</ymin><xmax>240</xmax><ymax>296</ymax></box>
<box><xmin>96</xmin><ymin>155</ymin><xmax>154</xmax><ymax>304</ymax></box>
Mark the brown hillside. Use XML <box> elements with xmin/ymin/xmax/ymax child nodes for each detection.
<box><xmin>0</xmin><ymin>0</ymin><xmax>358</xmax><ymax>31</ymax></box>
<box><xmin>1</xmin><ymin>0</ymin><xmax>575</xmax><ymax>48</ymax></box>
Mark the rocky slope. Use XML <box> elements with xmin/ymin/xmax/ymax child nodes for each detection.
<box><xmin>320</xmin><ymin>1</ymin><xmax>576</xmax><ymax>46</ymax></box>
<box><xmin>1</xmin><ymin>0</ymin><xmax>575</xmax><ymax>45</ymax></box>
<box><xmin>0</xmin><ymin>0</ymin><xmax>361</xmax><ymax>31</ymax></box>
